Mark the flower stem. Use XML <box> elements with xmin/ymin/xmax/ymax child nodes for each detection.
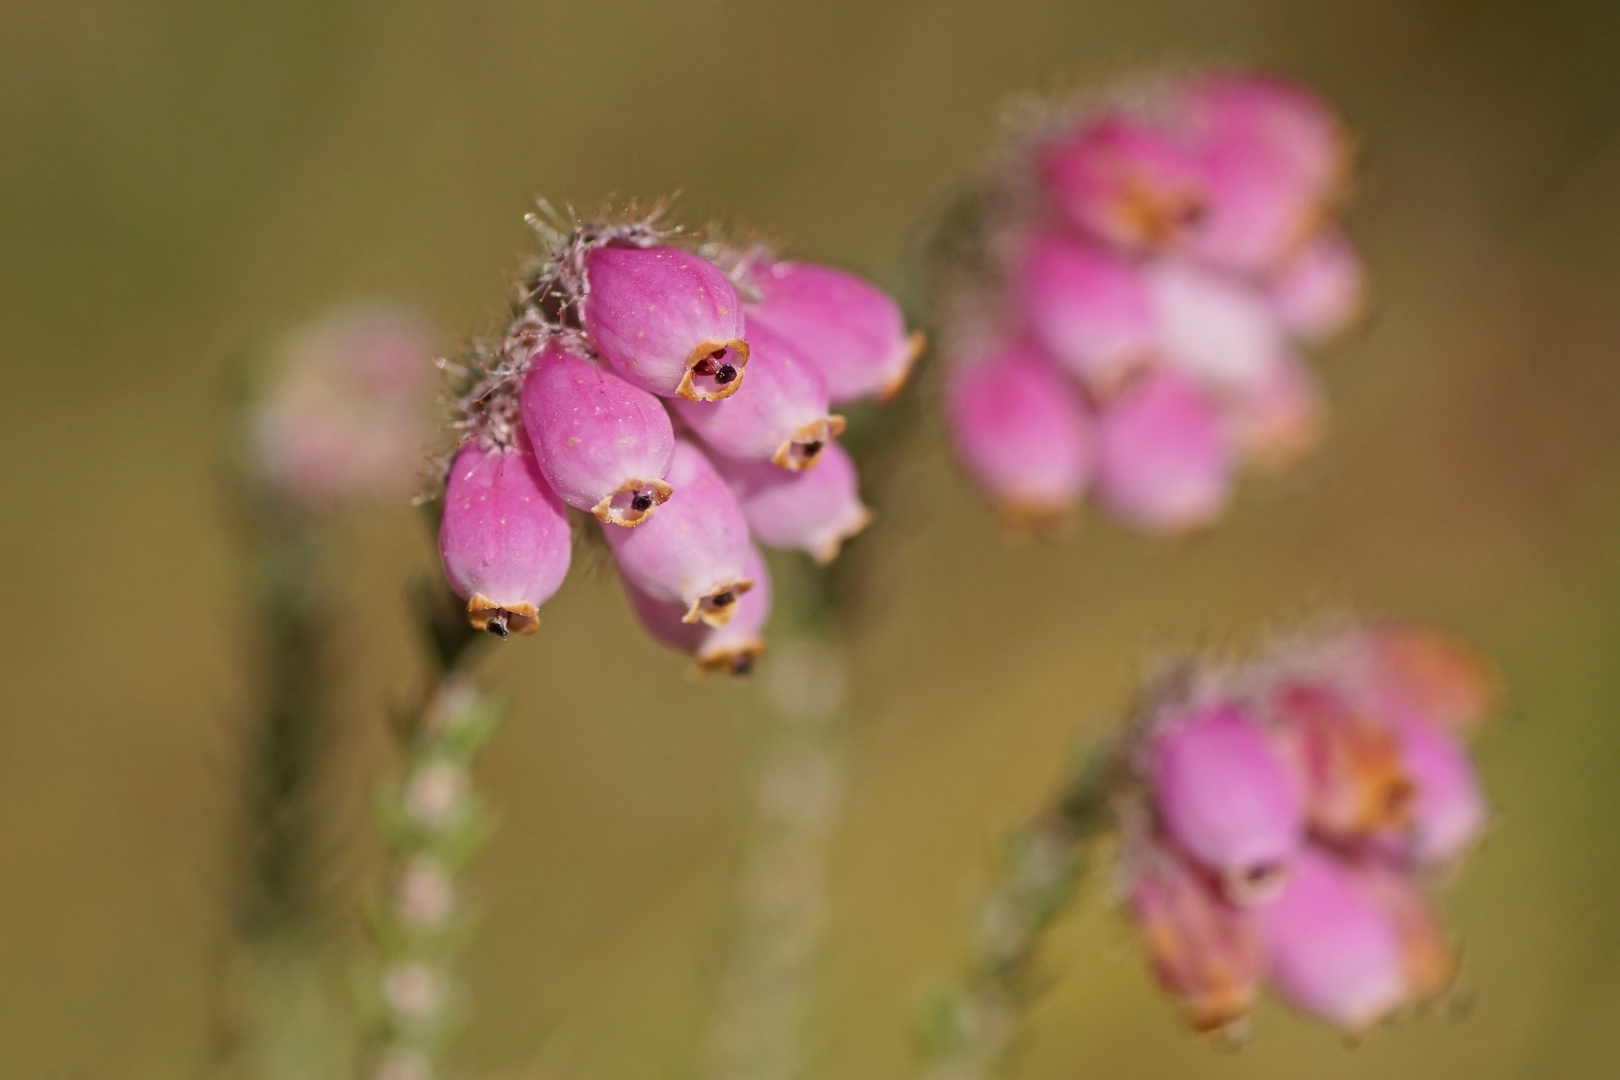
<box><xmin>917</xmin><ymin>740</ymin><xmax>1123</xmax><ymax>1080</ymax></box>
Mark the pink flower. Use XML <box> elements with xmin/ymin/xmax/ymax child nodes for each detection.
<box><xmin>1393</xmin><ymin>717</ymin><xmax>1487</xmax><ymax>867</ymax></box>
<box><xmin>1146</xmin><ymin>260</ymin><xmax>1289</xmax><ymax>398</ymax></box>
<box><xmin>1181</xmin><ymin>72</ymin><xmax>1350</xmax><ymax>274</ymax></box>
<box><xmin>745</xmin><ymin>260</ymin><xmax>923</xmax><ymax>405</ymax></box>
<box><xmin>719</xmin><ymin>441</ymin><xmax>872</xmax><ymax>565</ymax></box>
<box><xmin>520</xmin><ymin>341</ymin><xmax>675</xmax><ymax>526</ymax></box>
<box><xmin>1017</xmin><ymin>230</ymin><xmax>1156</xmax><ymax>394</ymax></box>
<box><xmin>945</xmin><ymin>342</ymin><xmax>1097</xmax><ymax>527</ymax></box>
<box><xmin>1038</xmin><ymin>112</ymin><xmax>1207</xmax><ymax>254</ymax></box>
<box><xmin>1124</xmin><ymin>835</ymin><xmax>1267</xmax><ymax>1033</ymax></box>
<box><xmin>1255</xmin><ymin>850</ymin><xmax>1406</xmax><ymax>1032</ymax></box>
<box><xmin>1147</xmin><ymin>704</ymin><xmax>1304</xmax><ymax>900</ymax></box>
<box><xmin>438</xmin><ymin>437</ymin><xmax>572</xmax><ymax>636</ymax></box>
<box><xmin>1269</xmin><ymin>679</ymin><xmax>1414</xmax><ymax>843</ymax></box>
<box><xmin>625</xmin><ymin>545</ymin><xmax>772</xmax><ymax>676</ymax></box>
<box><xmin>675</xmin><ymin>317</ymin><xmax>845</xmax><ymax>471</ymax></box>
<box><xmin>1268</xmin><ymin>228</ymin><xmax>1365</xmax><ymax>343</ymax></box>
<box><xmin>1094</xmin><ymin>369</ymin><xmax>1233</xmax><ymax>533</ymax></box>
<box><xmin>603</xmin><ymin>440</ymin><xmax>755</xmax><ymax>626</ymax></box>
<box><xmin>582</xmin><ymin>245</ymin><xmax>749</xmax><ymax>401</ymax></box>
<box><xmin>1356</xmin><ymin>624</ymin><xmax>1499</xmax><ymax>734</ymax></box>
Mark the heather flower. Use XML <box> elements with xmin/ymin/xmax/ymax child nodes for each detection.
<box><xmin>582</xmin><ymin>244</ymin><xmax>750</xmax><ymax>401</ymax></box>
<box><xmin>1268</xmin><ymin>228</ymin><xmax>1365</xmax><ymax>343</ymax></box>
<box><xmin>945</xmin><ymin>342</ymin><xmax>1096</xmax><ymax>527</ymax></box>
<box><xmin>744</xmin><ymin>260</ymin><xmax>923</xmax><ymax>405</ymax></box>
<box><xmin>604</xmin><ymin>440</ymin><xmax>755</xmax><ymax>626</ymax></box>
<box><xmin>933</xmin><ymin>69</ymin><xmax>1360</xmax><ymax>539</ymax></box>
<box><xmin>252</xmin><ymin>307</ymin><xmax>435</xmax><ymax>505</ymax></box>
<box><xmin>1017</xmin><ymin>230</ymin><xmax>1156</xmax><ymax>393</ymax></box>
<box><xmin>1255</xmin><ymin>849</ymin><xmax>1407</xmax><ymax>1032</ymax></box>
<box><xmin>625</xmin><ymin>545</ymin><xmax>773</xmax><ymax>675</ymax></box>
<box><xmin>1038</xmin><ymin>111</ymin><xmax>1207</xmax><ymax>255</ymax></box>
<box><xmin>520</xmin><ymin>341</ymin><xmax>674</xmax><ymax>525</ymax></box>
<box><xmin>1117</xmin><ymin>621</ymin><xmax>1492</xmax><ymax>1035</ymax></box>
<box><xmin>438</xmin><ymin>438</ymin><xmax>572</xmax><ymax>636</ymax></box>
<box><xmin>675</xmin><ymin>317</ymin><xmax>846</xmax><ymax>470</ymax></box>
<box><xmin>1094</xmin><ymin>369</ymin><xmax>1233</xmax><ymax>533</ymax></box>
<box><xmin>1145</xmin><ymin>703</ymin><xmax>1303</xmax><ymax>900</ymax></box>
<box><xmin>720</xmin><ymin>441</ymin><xmax>873</xmax><ymax>564</ymax></box>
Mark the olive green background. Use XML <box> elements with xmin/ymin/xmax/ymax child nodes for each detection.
<box><xmin>4</xmin><ymin>0</ymin><xmax>1620</xmax><ymax>1077</ymax></box>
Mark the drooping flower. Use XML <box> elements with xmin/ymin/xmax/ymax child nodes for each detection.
<box><xmin>438</xmin><ymin>437</ymin><xmax>572</xmax><ymax>636</ymax></box>
<box><xmin>1094</xmin><ymin>369</ymin><xmax>1233</xmax><ymax>534</ymax></box>
<box><xmin>744</xmin><ymin>260</ymin><xmax>923</xmax><ymax>405</ymax></box>
<box><xmin>625</xmin><ymin>544</ymin><xmax>773</xmax><ymax>675</ymax></box>
<box><xmin>945</xmin><ymin>342</ymin><xmax>1097</xmax><ymax>527</ymax></box>
<box><xmin>1017</xmin><ymin>230</ymin><xmax>1157</xmax><ymax>394</ymax></box>
<box><xmin>603</xmin><ymin>440</ymin><xmax>755</xmax><ymax>627</ymax></box>
<box><xmin>582</xmin><ymin>244</ymin><xmax>750</xmax><ymax>402</ymax></box>
<box><xmin>1268</xmin><ymin>228</ymin><xmax>1365</xmax><ymax>343</ymax></box>
<box><xmin>675</xmin><ymin>317</ymin><xmax>845</xmax><ymax>470</ymax></box>
<box><xmin>719</xmin><ymin>441</ymin><xmax>872</xmax><ymax>564</ymax></box>
<box><xmin>520</xmin><ymin>341</ymin><xmax>675</xmax><ymax>525</ymax></box>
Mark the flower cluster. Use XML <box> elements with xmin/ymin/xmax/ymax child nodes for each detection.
<box><xmin>939</xmin><ymin>71</ymin><xmax>1363</xmax><ymax>531</ymax></box>
<box><xmin>436</xmin><ymin>209</ymin><xmax>919</xmax><ymax>671</ymax></box>
<box><xmin>1118</xmin><ymin>623</ymin><xmax>1494</xmax><ymax>1035</ymax></box>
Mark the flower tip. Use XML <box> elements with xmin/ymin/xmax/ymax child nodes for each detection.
<box><xmin>592</xmin><ymin>477</ymin><xmax>675</xmax><ymax>526</ymax></box>
<box><xmin>773</xmin><ymin>415</ymin><xmax>847</xmax><ymax>471</ymax></box>
<box><xmin>877</xmin><ymin>330</ymin><xmax>929</xmax><ymax>404</ymax></box>
<box><xmin>677</xmin><ymin>339</ymin><xmax>750</xmax><ymax>401</ymax></box>
<box><xmin>695</xmin><ymin>640</ymin><xmax>767</xmax><ymax>678</ymax></box>
<box><xmin>467</xmin><ymin>594</ymin><xmax>539</xmax><ymax>636</ymax></box>
<box><xmin>810</xmin><ymin>504</ymin><xmax>875</xmax><ymax>565</ymax></box>
<box><xmin>683</xmin><ymin>578</ymin><xmax>757</xmax><ymax>626</ymax></box>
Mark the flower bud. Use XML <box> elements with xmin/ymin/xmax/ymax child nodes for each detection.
<box><xmin>1270</xmin><ymin>680</ymin><xmax>1413</xmax><ymax>842</ymax></box>
<box><xmin>604</xmin><ymin>440</ymin><xmax>754</xmax><ymax>626</ymax></box>
<box><xmin>1269</xmin><ymin>228</ymin><xmax>1365</xmax><ymax>342</ymax></box>
<box><xmin>1146</xmin><ymin>261</ymin><xmax>1289</xmax><ymax>398</ymax></box>
<box><xmin>1181</xmin><ymin>72</ymin><xmax>1350</xmax><ymax>274</ymax></box>
<box><xmin>1358</xmin><ymin>624</ymin><xmax>1498</xmax><ymax>734</ymax></box>
<box><xmin>1256</xmin><ymin>849</ymin><xmax>1406</xmax><ymax>1032</ymax></box>
<box><xmin>1094</xmin><ymin>369</ymin><xmax>1233</xmax><ymax>533</ymax></box>
<box><xmin>746</xmin><ymin>260</ymin><xmax>923</xmax><ymax>405</ymax></box>
<box><xmin>1038</xmin><ymin>112</ymin><xmax>1207</xmax><ymax>254</ymax></box>
<box><xmin>520</xmin><ymin>342</ymin><xmax>674</xmax><ymax>526</ymax></box>
<box><xmin>438</xmin><ymin>438</ymin><xmax>572</xmax><ymax>636</ymax></box>
<box><xmin>582</xmin><ymin>245</ymin><xmax>750</xmax><ymax>401</ymax></box>
<box><xmin>1016</xmin><ymin>231</ymin><xmax>1156</xmax><ymax>394</ymax></box>
<box><xmin>1124</xmin><ymin>839</ymin><xmax>1267</xmax><ymax>1033</ymax></box>
<box><xmin>626</xmin><ymin>545</ymin><xmax>772</xmax><ymax>676</ymax></box>
<box><xmin>675</xmin><ymin>318</ymin><xmax>845</xmax><ymax>470</ymax></box>
<box><xmin>1147</xmin><ymin>704</ymin><xmax>1305</xmax><ymax>901</ymax></box>
<box><xmin>720</xmin><ymin>441</ymin><xmax>872</xmax><ymax>564</ymax></box>
<box><xmin>1393</xmin><ymin>717</ymin><xmax>1486</xmax><ymax>867</ymax></box>
<box><xmin>1223</xmin><ymin>354</ymin><xmax>1324</xmax><ymax>469</ymax></box>
<box><xmin>945</xmin><ymin>342</ymin><xmax>1097</xmax><ymax>528</ymax></box>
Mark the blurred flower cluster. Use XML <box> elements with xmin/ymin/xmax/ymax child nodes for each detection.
<box><xmin>938</xmin><ymin>71</ymin><xmax>1364</xmax><ymax>531</ymax></box>
<box><xmin>436</xmin><ymin>208</ymin><xmax>919</xmax><ymax>670</ymax></box>
<box><xmin>1120</xmin><ymin>623</ymin><xmax>1494</xmax><ymax>1034</ymax></box>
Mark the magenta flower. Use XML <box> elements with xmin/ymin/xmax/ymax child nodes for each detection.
<box><xmin>1269</xmin><ymin>679</ymin><xmax>1414</xmax><ymax>843</ymax></box>
<box><xmin>1094</xmin><ymin>369</ymin><xmax>1233</xmax><ymax>533</ymax></box>
<box><xmin>945</xmin><ymin>342</ymin><xmax>1096</xmax><ymax>527</ymax></box>
<box><xmin>1392</xmin><ymin>717</ymin><xmax>1487</xmax><ymax>867</ymax></box>
<box><xmin>1146</xmin><ymin>260</ymin><xmax>1290</xmax><ymax>398</ymax></box>
<box><xmin>1017</xmin><ymin>230</ymin><xmax>1156</xmax><ymax>394</ymax></box>
<box><xmin>1255</xmin><ymin>850</ymin><xmax>1406</xmax><ymax>1032</ymax></box>
<box><xmin>582</xmin><ymin>245</ymin><xmax>750</xmax><ymax>402</ymax></box>
<box><xmin>438</xmin><ymin>438</ymin><xmax>572</xmax><ymax>636</ymax></box>
<box><xmin>603</xmin><ymin>440</ymin><xmax>754</xmax><ymax>627</ymax></box>
<box><xmin>745</xmin><ymin>260</ymin><xmax>923</xmax><ymax>405</ymax></box>
<box><xmin>675</xmin><ymin>317</ymin><xmax>845</xmax><ymax>471</ymax></box>
<box><xmin>520</xmin><ymin>341</ymin><xmax>675</xmax><ymax>526</ymax></box>
<box><xmin>1123</xmin><ymin>833</ymin><xmax>1267</xmax><ymax>1033</ymax></box>
<box><xmin>1147</xmin><ymin>704</ymin><xmax>1304</xmax><ymax>900</ymax></box>
<box><xmin>1268</xmin><ymin>228</ymin><xmax>1365</xmax><ymax>343</ymax></box>
<box><xmin>1180</xmin><ymin>72</ymin><xmax>1350</xmax><ymax>274</ymax></box>
<box><xmin>1038</xmin><ymin>111</ymin><xmax>1207</xmax><ymax>255</ymax></box>
<box><xmin>625</xmin><ymin>544</ymin><xmax>772</xmax><ymax>676</ymax></box>
<box><xmin>720</xmin><ymin>441</ymin><xmax>872</xmax><ymax>565</ymax></box>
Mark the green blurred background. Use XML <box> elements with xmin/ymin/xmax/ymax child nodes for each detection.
<box><xmin>5</xmin><ymin>0</ymin><xmax>1620</xmax><ymax>1077</ymax></box>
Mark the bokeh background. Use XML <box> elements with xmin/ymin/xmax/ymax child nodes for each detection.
<box><xmin>5</xmin><ymin>0</ymin><xmax>1620</xmax><ymax>1077</ymax></box>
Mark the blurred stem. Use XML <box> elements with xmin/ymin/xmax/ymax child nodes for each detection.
<box><xmin>703</xmin><ymin>557</ymin><xmax>848</xmax><ymax>1080</ymax></box>
<box><xmin>359</xmin><ymin>557</ymin><xmax>496</xmax><ymax>1080</ymax></box>
<box><xmin>916</xmin><ymin>740</ymin><xmax>1123</xmax><ymax>1080</ymax></box>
